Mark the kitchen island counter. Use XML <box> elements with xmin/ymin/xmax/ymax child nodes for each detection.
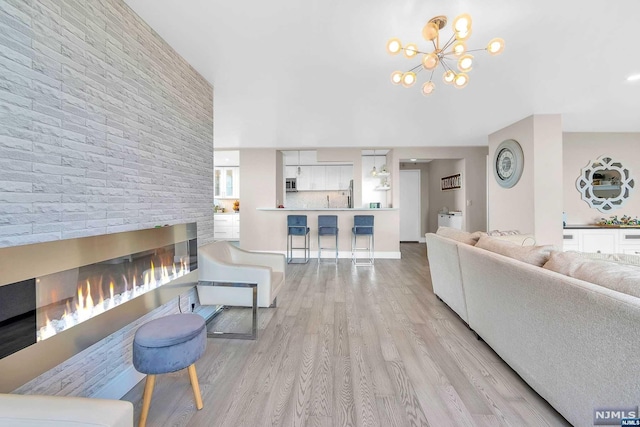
<box><xmin>258</xmin><ymin>207</ymin><xmax>398</xmax><ymax>211</ymax></box>
<box><xmin>248</xmin><ymin>207</ymin><xmax>400</xmax><ymax>259</ymax></box>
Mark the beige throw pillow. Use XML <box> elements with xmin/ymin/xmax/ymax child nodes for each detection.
<box><xmin>475</xmin><ymin>235</ymin><xmax>555</xmax><ymax>267</ymax></box>
<box><xmin>543</xmin><ymin>251</ymin><xmax>640</xmax><ymax>298</ymax></box>
<box><xmin>436</xmin><ymin>227</ymin><xmax>485</xmax><ymax>245</ymax></box>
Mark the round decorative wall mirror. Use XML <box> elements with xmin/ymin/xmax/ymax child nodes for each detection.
<box><xmin>576</xmin><ymin>156</ymin><xmax>634</xmax><ymax>212</ymax></box>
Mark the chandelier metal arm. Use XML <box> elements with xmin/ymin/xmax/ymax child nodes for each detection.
<box><xmin>439</xmin><ymin>33</ymin><xmax>457</xmax><ymax>53</ymax></box>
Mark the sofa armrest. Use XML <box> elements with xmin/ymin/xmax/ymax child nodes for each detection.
<box><xmin>0</xmin><ymin>393</ymin><xmax>133</xmax><ymax>427</ymax></box>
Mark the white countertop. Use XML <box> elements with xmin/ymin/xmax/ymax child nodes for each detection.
<box><xmin>257</xmin><ymin>207</ymin><xmax>398</xmax><ymax>211</ymax></box>
<box><xmin>214</xmin><ymin>211</ymin><xmax>240</xmax><ymax>215</ymax></box>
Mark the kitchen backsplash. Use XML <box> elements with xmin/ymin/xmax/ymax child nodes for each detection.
<box><xmin>214</xmin><ymin>199</ymin><xmax>238</xmax><ymax>212</ymax></box>
<box><xmin>285</xmin><ymin>191</ymin><xmax>349</xmax><ymax>209</ymax></box>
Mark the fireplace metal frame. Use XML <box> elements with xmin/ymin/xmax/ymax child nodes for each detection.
<box><xmin>0</xmin><ymin>223</ymin><xmax>198</xmax><ymax>393</ymax></box>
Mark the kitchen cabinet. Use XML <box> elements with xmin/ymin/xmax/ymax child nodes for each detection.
<box><xmin>214</xmin><ymin>167</ymin><xmax>239</xmax><ymax>199</ymax></box>
<box><xmin>562</xmin><ymin>228</ymin><xmax>640</xmax><ymax>254</ymax></box>
<box><xmin>285</xmin><ymin>166</ymin><xmax>298</xmax><ymax>179</ymax></box>
<box><xmin>296</xmin><ymin>166</ymin><xmax>312</xmax><ymax>190</ymax></box>
<box><xmin>214</xmin><ymin>214</ymin><xmax>240</xmax><ymax>241</ymax></box>
<box><xmin>325</xmin><ymin>165</ymin><xmax>353</xmax><ymax>190</ymax></box>
<box><xmin>290</xmin><ymin>165</ymin><xmax>353</xmax><ymax>191</ymax></box>
<box><xmin>310</xmin><ymin>166</ymin><xmax>326</xmax><ymax>190</ymax></box>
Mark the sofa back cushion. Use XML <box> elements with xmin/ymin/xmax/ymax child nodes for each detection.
<box><xmin>475</xmin><ymin>235</ymin><xmax>555</xmax><ymax>267</ymax></box>
<box><xmin>436</xmin><ymin>227</ymin><xmax>485</xmax><ymax>245</ymax></box>
<box><xmin>543</xmin><ymin>251</ymin><xmax>640</xmax><ymax>298</ymax></box>
<box><xmin>565</xmin><ymin>250</ymin><xmax>640</xmax><ymax>267</ymax></box>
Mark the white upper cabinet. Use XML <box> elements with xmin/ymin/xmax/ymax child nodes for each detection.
<box><xmin>285</xmin><ymin>166</ymin><xmax>297</xmax><ymax>179</ymax></box>
<box><xmin>296</xmin><ymin>165</ymin><xmax>312</xmax><ymax>190</ymax></box>
<box><xmin>325</xmin><ymin>166</ymin><xmax>341</xmax><ymax>190</ymax></box>
<box><xmin>310</xmin><ymin>166</ymin><xmax>326</xmax><ymax>190</ymax></box>
<box><xmin>214</xmin><ymin>166</ymin><xmax>239</xmax><ymax>199</ymax></box>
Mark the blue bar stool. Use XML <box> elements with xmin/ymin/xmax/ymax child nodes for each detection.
<box><xmin>352</xmin><ymin>215</ymin><xmax>374</xmax><ymax>266</ymax></box>
<box><xmin>318</xmin><ymin>215</ymin><xmax>338</xmax><ymax>263</ymax></box>
<box><xmin>287</xmin><ymin>215</ymin><xmax>310</xmax><ymax>263</ymax></box>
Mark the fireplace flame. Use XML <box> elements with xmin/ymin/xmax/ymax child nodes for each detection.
<box><xmin>37</xmin><ymin>257</ymin><xmax>190</xmax><ymax>342</ymax></box>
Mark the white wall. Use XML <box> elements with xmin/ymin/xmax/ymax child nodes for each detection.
<box><xmin>427</xmin><ymin>159</ymin><xmax>465</xmax><ymax>232</ymax></box>
<box><xmin>563</xmin><ymin>132</ymin><xmax>640</xmax><ymax>225</ymax></box>
<box><xmin>392</xmin><ymin>147</ymin><xmax>487</xmax><ymax>233</ymax></box>
<box><xmin>488</xmin><ymin>115</ymin><xmax>563</xmax><ymax>246</ymax></box>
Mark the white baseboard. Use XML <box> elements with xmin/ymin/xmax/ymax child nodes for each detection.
<box><xmin>92</xmin><ymin>365</ymin><xmax>145</xmax><ymax>400</ymax></box>
<box><xmin>272</xmin><ymin>250</ymin><xmax>402</xmax><ymax>259</ymax></box>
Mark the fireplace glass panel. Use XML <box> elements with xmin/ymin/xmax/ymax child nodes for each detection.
<box><xmin>32</xmin><ymin>239</ymin><xmax>195</xmax><ymax>344</ymax></box>
<box><xmin>0</xmin><ymin>279</ymin><xmax>36</xmax><ymax>359</ymax></box>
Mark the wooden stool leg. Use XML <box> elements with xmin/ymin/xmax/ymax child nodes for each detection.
<box><xmin>139</xmin><ymin>374</ymin><xmax>156</xmax><ymax>427</ymax></box>
<box><xmin>188</xmin><ymin>364</ymin><xmax>203</xmax><ymax>410</ymax></box>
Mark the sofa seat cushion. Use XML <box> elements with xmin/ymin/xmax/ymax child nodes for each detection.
<box><xmin>475</xmin><ymin>235</ymin><xmax>555</xmax><ymax>267</ymax></box>
<box><xmin>543</xmin><ymin>251</ymin><xmax>640</xmax><ymax>298</ymax></box>
<box><xmin>436</xmin><ymin>227</ymin><xmax>485</xmax><ymax>245</ymax></box>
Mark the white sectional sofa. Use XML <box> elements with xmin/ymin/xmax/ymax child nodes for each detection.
<box><xmin>426</xmin><ymin>230</ymin><xmax>640</xmax><ymax>427</ymax></box>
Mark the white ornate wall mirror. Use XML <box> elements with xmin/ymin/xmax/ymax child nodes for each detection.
<box><xmin>576</xmin><ymin>156</ymin><xmax>635</xmax><ymax>212</ymax></box>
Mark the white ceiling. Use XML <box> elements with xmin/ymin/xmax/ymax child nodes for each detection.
<box><xmin>125</xmin><ymin>0</ymin><xmax>640</xmax><ymax>148</ymax></box>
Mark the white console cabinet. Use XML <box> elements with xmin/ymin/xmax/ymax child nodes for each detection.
<box><xmin>563</xmin><ymin>228</ymin><xmax>640</xmax><ymax>254</ymax></box>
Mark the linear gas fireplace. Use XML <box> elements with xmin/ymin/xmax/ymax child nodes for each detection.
<box><xmin>0</xmin><ymin>223</ymin><xmax>198</xmax><ymax>393</ymax></box>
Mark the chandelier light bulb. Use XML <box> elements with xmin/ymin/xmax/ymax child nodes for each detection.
<box><xmin>452</xmin><ymin>41</ymin><xmax>466</xmax><ymax>57</ymax></box>
<box><xmin>453</xmin><ymin>73</ymin><xmax>469</xmax><ymax>89</ymax></box>
<box><xmin>403</xmin><ymin>43</ymin><xmax>419</xmax><ymax>58</ymax></box>
<box><xmin>422</xmin><ymin>22</ymin><xmax>439</xmax><ymax>41</ymax></box>
<box><xmin>453</xmin><ymin>14</ymin><xmax>472</xmax><ymax>34</ymax></box>
<box><xmin>390</xmin><ymin>70</ymin><xmax>403</xmax><ymax>85</ymax></box>
<box><xmin>443</xmin><ymin>70</ymin><xmax>455</xmax><ymax>84</ymax></box>
<box><xmin>457</xmin><ymin>54</ymin><xmax>474</xmax><ymax>72</ymax></box>
<box><xmin>455</xmin><ymin>28</ymin><xmax>472</xmax><ymax>41</ymax></box>
<box><xmin>421</xmin><ymin>81</ymin><xmax>435</xmax><ymax>96</ymax></box>
<box><xmin>401</xmin><ymin>72</ymin><xmax>417</xmax><ymax>87</ymax></box>
<box><xmin>386</xmin><ymin>38</ymin><xmax>403</xmax><ymax>55</ymax></box>
<box><xmin>487</xmin><ymin>38</ymin><xmax>505</xmax><ymax>55</ymax></box>
<box><xmin>422</xmin><ymin>52</ymin><xmax>439</xmax><ymax>70</ymax></box>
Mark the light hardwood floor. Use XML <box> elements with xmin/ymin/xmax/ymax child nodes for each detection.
<box><xmin>123</xmin><ymin>243</ymin><xmax>570</xmax><ymax>427</ymax></box>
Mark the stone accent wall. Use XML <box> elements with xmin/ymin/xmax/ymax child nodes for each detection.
<box><xmin>14</xmin><ymin>287</ymin><xmax>198</xmax><ymax>397</ymax></box>
<box><xmin>0</xmin><ymin>0</ymin><xmax>214</xmax><ymax>247</ymax></box>
<box><xmin>0</xmin><ymin>0</ymin><xmax>213</xmax><ymax>397</ymax></box>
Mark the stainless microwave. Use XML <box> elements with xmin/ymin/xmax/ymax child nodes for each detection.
<box><xmin>286</xmin><ymin>178</ymin><xmax>297</xmax><ymax>192</ymax></box>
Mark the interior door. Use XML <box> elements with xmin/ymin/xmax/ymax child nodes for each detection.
<box><xmin>400</xmin><ymin>170</ymin><xmax>421</xmax><ymax>242</ymax></box>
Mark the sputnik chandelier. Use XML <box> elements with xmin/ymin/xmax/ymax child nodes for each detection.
<box><xmin>386</xmin><ymin>14</ymin><xmax>504</xmax><ymax>96</ymax></box>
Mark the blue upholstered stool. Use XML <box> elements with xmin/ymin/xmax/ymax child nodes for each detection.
<box><xmin>318</xmin><ymin>215</ymin><xmax>338</xmax><ymax>262</ymax></box>
<box><xmin>133</xmin><ymin>313</ymin><xmax>206</xmax><ymax>427</ymax></box>
<box><xmin>352</xmin><ymin>215</ymin><xmax>374</xmax><ymax>265</ymax></box>
<box><xmin>287</xmin><ymin>215</ymin><xmax>310</xmax><ymax>263</ymax></box>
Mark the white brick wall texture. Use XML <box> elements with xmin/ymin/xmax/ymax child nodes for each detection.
<box><xmin>0</xmin><ymin>0</ymin><xmax>214</xmax><ymax>396</ymax></box>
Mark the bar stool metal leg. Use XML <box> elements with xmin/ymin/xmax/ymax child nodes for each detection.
<box><xmin>318</xmin><ymin>215</ymin><xmax>338</xmax><ymax>263</ymax></box>
<box><xmin>351</xmin><ymin>215</ymin><xmax>374</xmax><ymax>266</ymax></box>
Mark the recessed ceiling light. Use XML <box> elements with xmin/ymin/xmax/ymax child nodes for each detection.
<box><xmin>410</xmin><ymin>158</ymin><xmax>417</xmax><ymax>161</ymax></box>
<box><xmin>627</xmin><ymin>74</ymin><xmax>640</xmax><ymax>82</ymax></box>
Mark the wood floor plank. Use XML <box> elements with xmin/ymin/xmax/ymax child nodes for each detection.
<box><xmin>123</xmin><ymin>243</ymin><xmax>569</xmax><ymax>427</ymax></box>
<box><xmin>310</xmin><ymin>323</ymin><xmax>334</xmax><ymax>417</ymax></box>
<box><xmin>334</xmin><ymin>356</ymin><xmax>356</xmax><ymax>427</ymax></box>
<box><xmin>282</xmin><ymin>333</ymin><xmax>318</xmax><ymax>427</ymax></box>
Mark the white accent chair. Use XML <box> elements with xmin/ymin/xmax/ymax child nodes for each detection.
<box><xmin>0</xmin><ymin>393</ymin><xmax>133</xmax><ymax>426</ymax></box>
<box><xmin>197</xmin><ymin>241</ymin><xmax>285</xmax><ymax>308</ymax></box>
